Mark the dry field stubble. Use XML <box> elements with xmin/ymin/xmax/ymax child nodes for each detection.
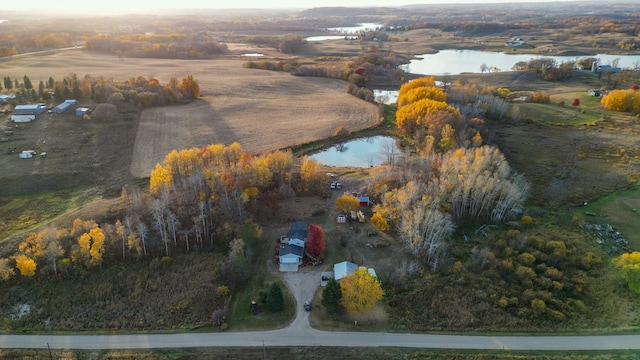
<box><xmin>131</xmin><ymin>69</ymin><xmax>380</xmax><ymax>177</ymax></box>
<box><xmin>0</xmin><ymin>50</ymin><xmax>380</xmax><ymax>182</ymax></box>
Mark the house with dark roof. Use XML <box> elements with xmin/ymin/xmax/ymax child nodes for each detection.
<box><xmin>278</xmin><ymin>221</ymin><xmax>308</xmax><ymax>272</ymax></box>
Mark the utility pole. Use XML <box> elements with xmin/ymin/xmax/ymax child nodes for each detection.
<box><xmin>47</xmin><ymin>342</ymin><xmax>53</xmax><ymax>360</ymax></box>
<box><xmin>263</xmin><ymin>339</ymin><xmax>266</xmax><ymax>360</ymax></box>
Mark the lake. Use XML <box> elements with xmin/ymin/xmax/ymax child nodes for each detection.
<box><xmin>309</xmin><ymin>136</ymin><xmax>401</xmax><ymax>168</ymax></box>
<box><xmin>373</xmin><ymin>89</ymin><xmax>398</xmax><ymax>104</ymax></box>
<box><xmin>402</xmin><ymin>49</ymin><xmax>640</xmax><ymax>75</ymax></box>
<box><xmin>305</xmin><ymin>35</ymin><xmax>359</xmax><ymax>42</ymax></box>
<box><xmin>327</xmin><ymin>23</ymin><xmax>384</xmax><ymax>34</ymax></box>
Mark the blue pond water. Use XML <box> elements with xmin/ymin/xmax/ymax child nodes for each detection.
<box><xmin>309</xmin><ymin>136</ymin><xmax>401</xmax><ymax>168</ymax></box>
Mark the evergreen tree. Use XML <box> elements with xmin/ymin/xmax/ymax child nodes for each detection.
<box><xmin>14</xmin><ymin>78</ymin><xmax>20</xmax><ymax>89</ymax></box>
<box><xmin>48</xmin><ymin>77</ymin><xmax>55</xmax><ymax>89</ymax></box>
<box><xmin>4</xmin><ymin>77</ymin><xmax>12</xmax><ymax>90</ymax></box>
<box><xmin>63</xmin><ymin>86</ymin><xmax>72</xmax><ymax>100</ymax></box>
<box><xmin>38</xmin><ymin>81</ymin><xmax>45</xmax><ymax>97</ymax></box>
<box><xmin>322</xmin><ymin>277</ymin><xmax>343</xmax><ymax>313</ymax></box>
<box><xmin>23</xmin><ymin>75</ymin><xmax>33</xmax><ymax>89</ymax></box>
<box><xmin>266</xmin><ymin>282</ymin><xmax>284</xmax><ymax>312</ymax></box>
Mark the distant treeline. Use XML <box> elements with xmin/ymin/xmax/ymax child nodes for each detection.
<box><xmin>86</xmin><ymin>34</ymin><xmax>228</xmax><ymax>59</ymax></box>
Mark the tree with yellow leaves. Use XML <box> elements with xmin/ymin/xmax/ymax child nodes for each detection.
<box><xmin>601</xmin><ymin>89</ymin><xmax>640</xmax><ymax>113</ymax></box>
<box><xmin>398</xmin><ymin>76</ymin><xmax>436</xmax><ymax>97</ymax></box>
<box><xmin>14</xmin><ymin>254</ymin><xmax>36</xmax><ymax>277</ymax></box>
<box><xmin>613</xmin><ymin>251</ymin><xmax>640</xmax><ymax>294</ymax></box>
<box><xmin>75</xmin><ymin>226</ymin><xmax>106</xmax><ymax>268</ymax></box>
<box><xmin>397</xmin><ymin>86</ymin><xmax>446</xmax><ymax>108</ymax></box>
<box><xmin>149</xmin><ymin>163</ymin><xmax>173</xmax><ymax>195</ymax></box>
<box><xmin>340</xmin><ymin>267</ymin><xmax>383</xmax><ymax>315</ymax></box>
<box><xmin>335</xmin><ymin>192</ymin><xmax>360</xmax><ymax>213</ymax></box>
<box><xmin>370</xmin><ymin>212</ymin><xmax>390</xmax><ymax>232</ymax></box>
<box><xmin>396</xmin><ymin>98</ymin><xmax>460</xmax><ymax>136</ymax></box>
<box><xmin>0</xmin><ymin>258</ymin><xmax>15</xmax><ymax>281</ymax></box>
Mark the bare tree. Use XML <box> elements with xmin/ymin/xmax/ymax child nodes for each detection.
<box><xmin>135</xmin><ymin>221</ymin><xmax>148</xmax><ymax>256</ymax></box>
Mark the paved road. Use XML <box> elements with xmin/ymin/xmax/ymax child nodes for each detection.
<box><xmin>1</xmin><ymin>269</ymin><xmax>639</xmax><ymax>350</ymax></box>
<box><xmin>1</xmin><ymin>202</ymin><xmax>639</xmax><ymax>350</ymax></box>
<box><xmin>1</xmin><ymin>329</ymin><xmax>640</xmax><ymax>350</ymax></box>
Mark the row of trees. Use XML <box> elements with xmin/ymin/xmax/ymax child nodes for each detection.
<box><xmin>512</xmin><ymin>58</ymin><xmax>574</xmax><ymax>81</ymax></box>
<box><xmin>1</xmin><ymin>73</ymin><xmax>201</xmax><ymax>109</ymax></box>
<box><xmin>86</xmin><ymin>34</ymin><xmax>227</xmax><ymax>59</ymax></box>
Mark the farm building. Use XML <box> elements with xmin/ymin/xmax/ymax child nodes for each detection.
<box><xmin>19</xmin><ymin>150</ymin><xmax>36</xmax><ymax>159</ymax></box>
<box><xmin>0</xmin><ymin>94</ymin><xmax>16</xmax><ymax>102</ymax></box>
<box><xmin>76</xmin><ymin>107</ymin><xmax>90</xmax><ymax>116</ymax></box>
<box><xmin>11</xmin><ymin>115</ymin><xmax>36</xmax><ymax>122</ymax></box>
<box><xmin>358</xmin><ymin>196</ymin><xmax>370</xmax><ymax>206</ymax></box>
<box><xmin>14</xmin><ymin>103</ymin><xmax>47</xmax><ymax>115</ymax></box>
<box><xmin>333</xmin><ymin>261</ymin><xmax>377</xmax><ymax>282</ymax></box>
<box><xmin>53</xmin><ymin>99</ymin><xmax>78</xmax><ymax>113</ymax></box>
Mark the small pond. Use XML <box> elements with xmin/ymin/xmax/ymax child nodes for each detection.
<box><xmin>309</xmin><ymin>136</ymin><xmax>402</xmax><ymax>168</ymax></box>
<box><xmin>373</xmin><ymin>89</ymin><xmax>398</xmax><ymax>104</ymax></box>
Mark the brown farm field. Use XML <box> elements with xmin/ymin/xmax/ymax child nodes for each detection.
<box><xmin>0</xmin><ymin>50</ymin><xmax>380</xmax><ymax>189</ymax></box>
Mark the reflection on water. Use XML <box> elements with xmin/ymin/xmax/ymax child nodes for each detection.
<box><xmin>305</xmin><ymin>35</ymin><xmax>359</xmax><ymax>42</ymax></box>
<box><xmin>403</xmin><ymin>49</ymin><xmax>640</xmax><ymax>75</ymax></box>
<box><xmin>327</xmin><ymin>23</ymin><xmax>383</xmax><ymax>33</ymax></box>
<box><xmin>309</xmin><ymin>136</ymin><xmax>401</xmax><ymax>168</ymax></box>
<box><xmin>373</xmin><ymin>89</ymin><xmax>398</xmax><ymax>104</ymax></box>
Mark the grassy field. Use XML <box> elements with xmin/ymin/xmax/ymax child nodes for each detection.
<box><xmin>2</xmin><ymin>347</ymin><xmax>639</xmax><ymax>360</ymax></box>
<box><xmin>579</xmin><ymin>185</ymin><xmax>640</xmax><ymax>249</ymax></box>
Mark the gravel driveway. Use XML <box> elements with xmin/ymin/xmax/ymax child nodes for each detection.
<box><xmin>280</xmin><ymin>269</ymin><xmax>321</xmax><ymax>331</ymax></box>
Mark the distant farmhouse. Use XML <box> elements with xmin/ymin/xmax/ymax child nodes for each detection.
<box><xmin>591</xmin><ymin>61</ymin><xmax>621</xmax><ymax>73</ymax></box>
<box><xmin>14</xmin><ymin>103</ymin><xmax>47</xmax><ymax>115</ymax></box>
<box><xmin>505</xmin><ymin>37</ymin><xmax>525</xmax><ymax>47</ymax></box>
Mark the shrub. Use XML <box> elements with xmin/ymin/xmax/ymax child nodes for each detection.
<box><xmin>334</xmin><ymin>125</ymin><xmax>350</xmax><ymax>138</ymax></box>
<box><xmin>216</xmin><ymin>285</ymin><xmax>230</xmax><ymax>298</ymax></box>
<box><xmin>572</xmin><ymin>98</ymin><xmax>580</xmax><ymax>106</ymax></box>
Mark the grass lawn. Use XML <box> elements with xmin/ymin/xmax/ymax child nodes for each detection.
<box><xmin>578</xmin><ymin>185</ymin><xmax>640</xmax><ymax>249</ymax></box>
<box><xmin>227</xmin><ymin>225</ymin><xmax>296</xmax><ymax>331</ymax></box>
<box><xmin>516</xmin><ymin>102</ymin><xmax>602</xmax><ymax>125</ymax></box>
<box><xmin>0</xmin><ymin>187</ymin><xmax>99</xmax><ymax>249</ymax></box>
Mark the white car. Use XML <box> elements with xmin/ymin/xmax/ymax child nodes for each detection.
<box><xmin>330</xmin><ymin>181</ymin><xmax>337</xmax><ymax>189</ymax></box>
<box><xmin>336</xmin><ymin>182</ymin><xmax>342</xmax><ymax>190</ymax></box>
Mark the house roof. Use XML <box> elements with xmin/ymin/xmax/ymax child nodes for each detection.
<box><xmin>279</xmin><ymin>244</ymin><xmax>304</xmax><ymax>258</ymax></box>
<box><xmin>288</xmin><ymin>221</ymin><xmax>307</xmax><ymax>242</ymax></box>
<box><xmin>334</xmin><ymin>261</ymin><xmax>358</xmax><ymax>281</ymax></box>
<box><xmin>358</xmin><ymin>196</ymin><xmax>369</xmax><ymax>203</ymax></box>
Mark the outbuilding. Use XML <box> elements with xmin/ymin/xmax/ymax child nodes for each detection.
<box><xmin>336</xmin><ymin>211</ymin><xmax>347</xmax><ymax>223</ymax></box>
<box><xmin>14</xmin><ymin>104</ymin><xmax>47</xmax><ymax>115</ymax></box>
<box><xmin>76</xmin><ymin>107</ymin><xmax>90</xmax><ymax>117</ymax></box>
<box><xmin>53</xmin><ymin>99</ymin><xmax>79</xmax><ymax>114</ymax></box>
<box><xmin>11</xmin><ymin>115</ymin><xmax>36</xmax><ymax>122</ymax></box>
<box><xmin>358</xmin><ymin>196</ymin><xmax>370</xmax><ymax>207</ymax></box>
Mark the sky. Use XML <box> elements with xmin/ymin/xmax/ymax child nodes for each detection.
<box><xmin>3</xmin><ymin>0</ymin><xmax>576</xmax><ymax>11</ymax></box>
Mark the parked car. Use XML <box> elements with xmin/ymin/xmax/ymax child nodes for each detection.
<box><xmin>330</xmin><ymin>181</ymin><xmax>337</xmax><ymax>189</ymax></box>
<box><xmin>336</xmin><ymin>182</ymin><xmax>342</xmax><ymax>190</ymax></box>
<box><xmin>304</xmin><ymin>300</ymin><xmax>312</xmax><ymax>311</ymax></box>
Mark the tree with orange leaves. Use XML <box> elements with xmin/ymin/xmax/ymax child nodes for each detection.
<box><xmin>181</xmin><ymin>75</ymin><xmax>200</xmax><ymax>101</ymax></box>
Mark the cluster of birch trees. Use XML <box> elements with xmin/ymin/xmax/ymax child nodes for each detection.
<box><xmin>1</xmin><ymin>143</ymin><xmax>329</xmax><ymax>281</ymax></box>
<box><xmin>370</xmin><ymin>77</ymin><xmax>529</xmax><ymax>270</ymax></box>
